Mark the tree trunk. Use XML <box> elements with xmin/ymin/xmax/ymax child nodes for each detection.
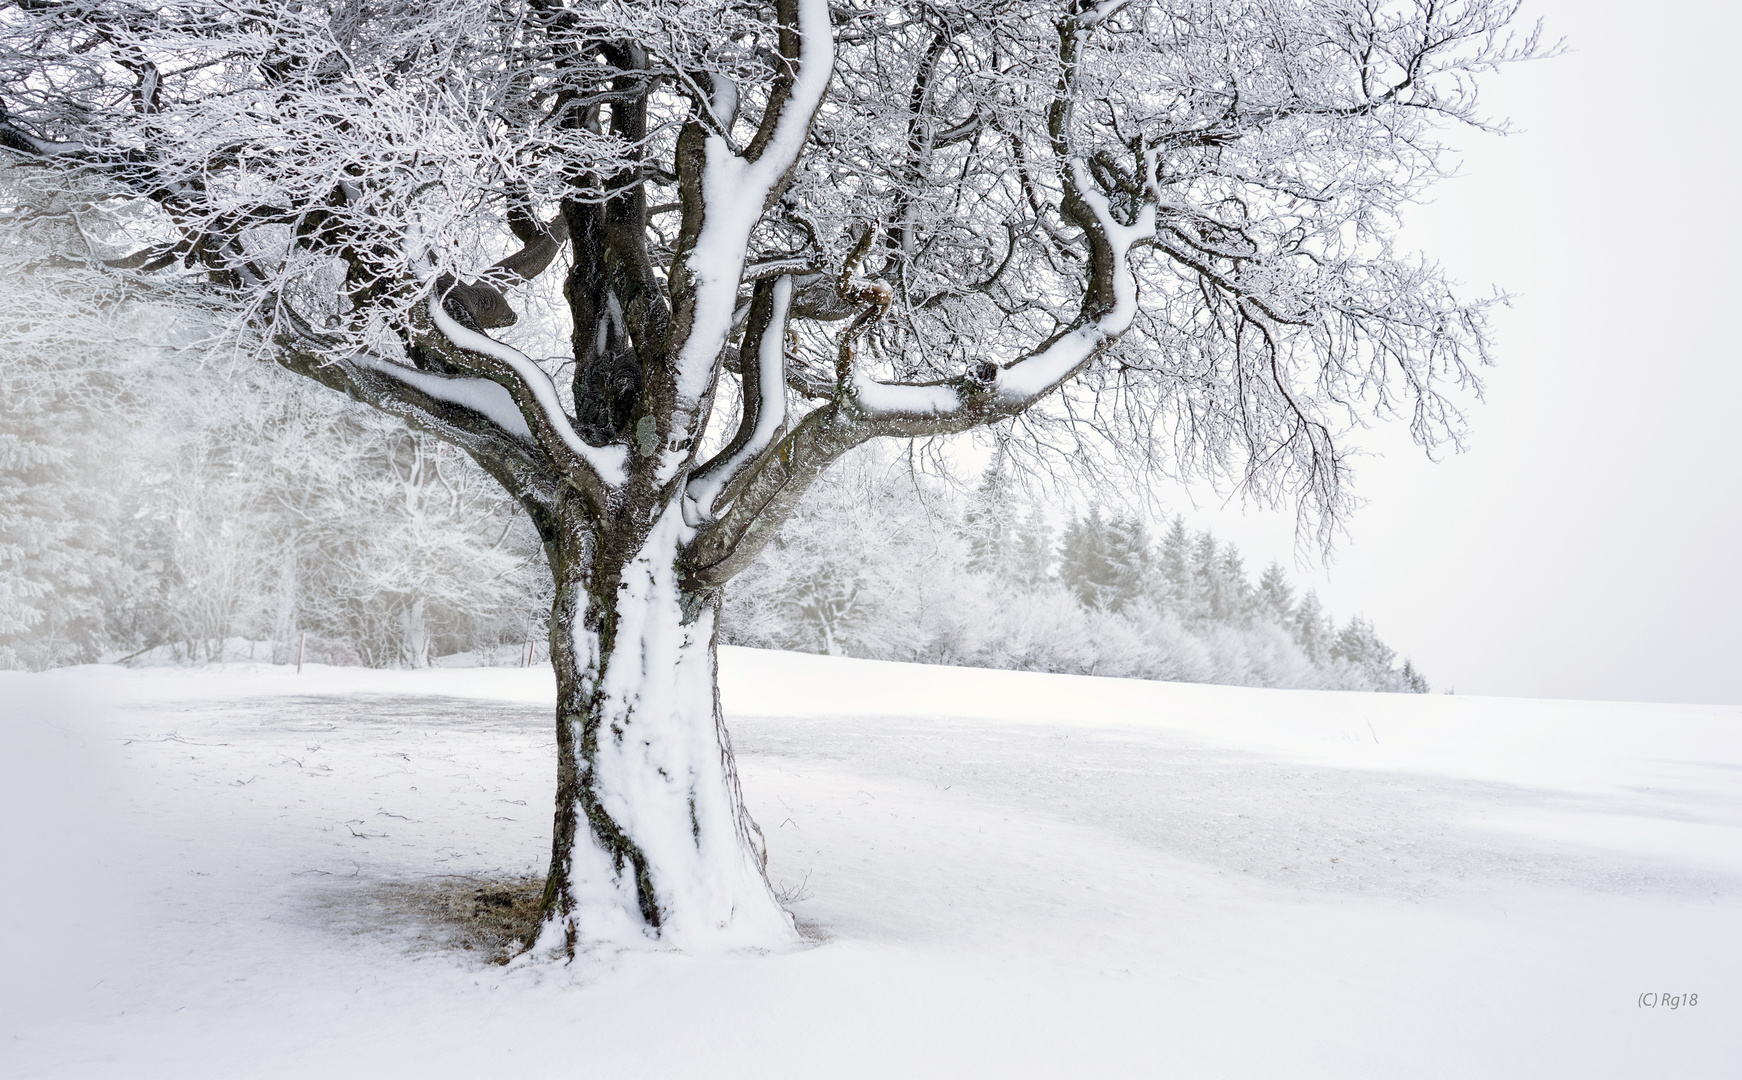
<box><xmin>400</xmin><ymin>596</ymin><xmax>431</xmax><ymax>669</ymax></box>
<box><xmin>530</xmin><ymin>500</ymin><xmax>797</xmax><ymax>956</ymax></box>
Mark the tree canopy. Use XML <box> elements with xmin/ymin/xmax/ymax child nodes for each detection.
<box><xmin>2</xmin><ymin>0</ymin><xmax>1539</xmax><ymax>550</ymax></box>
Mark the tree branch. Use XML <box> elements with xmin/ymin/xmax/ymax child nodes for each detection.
<box><xmin>680</xmin><ymin>402</ymin><xmax>868</xmax><ymax>590</ymax></box>
<box><xmin>684</xmin><ymin>154</ymin><xmax>1159</xmax><ymax>586</ymax></box>
<box><xmin>424</xmin><ymin>298</ymin><xmax>628</xmax><ymax>505</ymax></box>
<box><xmin>652</xmin><ymin>0</ymin><xmax>835</xmax><ymax>487</ymax></box>
<box><xmin>272</xmin><ymin>316</ymin><xmax>563</xmax><ymax>521</ymax></box>
<box><xmin>685</xmin><ymin>274</ymin><xmax>794</xmax><ymax>523</ymax></box>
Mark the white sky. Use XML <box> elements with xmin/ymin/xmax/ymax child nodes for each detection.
<box><xmin>1175</xmin><ymin>0</ymin><xmax>1742</xmax><ymax>706</ymax></box>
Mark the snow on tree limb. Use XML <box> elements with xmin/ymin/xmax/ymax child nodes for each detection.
<box><xmin>685</xmin><ymin>274</ymin><xmax>794</xmax><ymax>523</ymax></box>
<box><xmin>270</xmin><ymin>336</ymin><xmax>564</xmax><ymax>523</ymax></box>
<box><xmin>427</xmin><ymin>298</ymin><xmax>629</xmax><ymax>489</ymax></box>
<box><xmin>842</xmin><ymin>157</ymin><xmax>1159</xmax><ymax>422</ymax></box>
<box><xmin>656</xmin><ymin>0</ymin><xmax>835</xmax><ymax>485</ymax></box>
<box><xmin>352</xmin><ymin>354</ymin><xmax>536</xmax><ymax>446</ymax></box>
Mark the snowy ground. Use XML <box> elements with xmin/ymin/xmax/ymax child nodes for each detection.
<box><xmin>2</xmin><ymin>650</ymin><xmax>1737</xmax><ymax>1079</ymax></box>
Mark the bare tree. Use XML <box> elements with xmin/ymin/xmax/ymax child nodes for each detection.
<box><xmin>0</xmin><ymin>0</ymin><xmax>1539</xmax><ymax>955</ymax></box>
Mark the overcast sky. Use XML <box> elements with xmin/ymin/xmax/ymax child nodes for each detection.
<box><xmin>1176</xmin><ymin>0</ymin><xmax>1742</xmax><ymax>706</ymax></box>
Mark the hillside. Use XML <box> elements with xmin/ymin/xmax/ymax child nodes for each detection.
<box><xmin>2</xmin><ymin>650</ymin><xmax>1736</xmax><ymax>1078</ymax></box>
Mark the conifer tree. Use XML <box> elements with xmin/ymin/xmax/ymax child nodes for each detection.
<box><xmin>1155</xmin><ymin>517</ymin><xmax>1194</xmax><ymax>614</ymax></box>
<box><xmin>1213</xmin><ymin>544</ymin><xmax>1254</xmax><ymax>624</ymax></box>
<box><xmin>1292</xmin><ymin>590</ymin><xmax>1333</xmax><ymax>666</ymax></box>
<box><xmin>1007</xmin><ymin>505</ymin><xmax>1056</xmax><ymax>590</ymax></box>
<box><xmin>1191</xmin><ymin>531</ymin><xmax>1239</xmax><ymax>621</ymax></box>
<box><xmin>1256</xmin><ymin>562</ymin><xmax>1296</xmax><ymax>626</ymax></box>
<box><xmin>1400</xmin><ymin>659</ymin><xmax>1430</xmax><ymax>694</ymax></box>
<box><xmin>1103</xmin><ymin>516</ymin><xmax>1153</xmax><ymax>611</ymax></box>
<box><xmin>1333</xmin><ymin>615</ymin><xmax>1400</xmax><ymax>687</ymax></box>
<box><xmin>963</xmin><ymin>457</ymin><xmax>1014</xmax><ymax>575</ymax></box>
<box><xmin>1058</xmin><ymin>508</ymin><xmax>1115</xmax><ymax>609</ymax></box>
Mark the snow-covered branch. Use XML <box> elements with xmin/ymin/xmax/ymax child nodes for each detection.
<box><xmin>426</xmin><ymin>299</ymin><xmax>628</xmax><ymax>492</ymax></box>
<box><xmin>270</xmin><ymin>328</ymin><xmax>563</xmax><ymax>521</ymax></box>
<box><xmin>685</xmin><ymin>274</ymin><xmax>794</xmax><ymax>523</ymax></box>
<box><xmin>654</xmin><ymin>0</ymin><xmax>835</xmax><ymax>484</ymax></box>
<box><xmin>682</xmin><ymin>164</ymin><xmax>1152</xmax><ymax>584</ymax></box>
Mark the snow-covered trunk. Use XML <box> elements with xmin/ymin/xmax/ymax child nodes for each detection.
<box><xmin>533</xmin><ymin>502</ymin><xmax>796</xmax><ymax>956</ymax></box>
<box><xmin>271</xmin><ymin>545</ymin><xmax>298</xmax><ymax>666</ymax></box>
<box><xmin>399</xmin><ymin>596</ymin><xmax>431</xmax><ymax>669</ymax></box>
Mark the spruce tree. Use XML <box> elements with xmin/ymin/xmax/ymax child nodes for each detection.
<box><xmin>1333</xmin><ymin>615</ymin><xmax>1401</xmax><ymax>689</ymax></box>
<box><xmin>1213</xmin><ymin>544</ymin><xmax>1255</xmax><ymax>624</ymax></box>
<box><xmin>963</xmin><ymin>458</ymin><xmax>1014</xmax><ymax>575</ymax></box>
<box><xmin>1103</xmin><ymin>517</ymin><xmax>1154</xmax><ymax>611</ymax></box>
<box><xmin>1191</xmin><ymin>531</ymin><xmax>1230</xmax><ymax>621</ymax></box>
<box><xmin>1256</xmin><ymin>562</ymin><xmax>1297</xmax><ymax>626</ymax></box>
<box><xmin>1008</xmin><ymin>505</ymin><xmax>1056</xmax><ymax>590</ymax></box>
<box><xmin>1292</xmin><ymin>590</ymin><xmax>1333</xmax><ymax>666</ymax></box>
<box><xmin>1400</xmin><ymin>659</ymin><xmax>1430</xmax><ymax>694</ymax></box>
<box><xmin>1155</xmin><ymin>517</ymin><xmax>1194</xmax><ymax>614</ymax></box>
<box><xmin>1058</xmin><ymin>509</ymin><xmax>1116</xmax><ymax>609</ymax></box>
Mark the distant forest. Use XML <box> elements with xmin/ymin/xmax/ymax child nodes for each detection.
<box><xmin>724</xmin><ymin>454</ymin><xmax>1429</xmax><ymax>693</ymax></box>
<box><xmin>2</xmin><ymin>310</ymin><xmax>1425</xmax><ymax>692</ymax></box>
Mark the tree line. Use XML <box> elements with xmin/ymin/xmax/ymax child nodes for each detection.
<box><xmin>3</xmin><ymin>318</ymin><xmax>1424</xmax><ymax>694</ymax></box>
<box><xmin>723</xmin><ymin>455</ymin><xmax>1429</xmax><ymax>693</ymax></box>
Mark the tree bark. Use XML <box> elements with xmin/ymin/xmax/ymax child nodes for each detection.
<box><xmin>531</xmin><ymin>497</ymin><xmax>797</xmax><ymax>956</ymax></box>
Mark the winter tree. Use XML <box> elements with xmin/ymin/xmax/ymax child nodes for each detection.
<box><xmin>0</xmin><ymin>0</ymin><xmax>1537</xmax><ymax>955</ymax></box>
<box><xmin>1255</xmin><ymin>561</ymin><xmax>1296</xmax><ymax>625</ymax></box>
<box><xmin>1059</xmin><ymin>508</ymin><xmax>1150</xmax><ymax>611</ymax></box>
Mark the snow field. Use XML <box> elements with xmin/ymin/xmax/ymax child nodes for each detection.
<box><xmin>2</xmin><ymin>649</ymin><xmax>1737</xmax><ymax>1078</ymax></box>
